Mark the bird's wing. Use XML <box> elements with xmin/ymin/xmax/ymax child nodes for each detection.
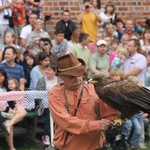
<box><xmin>100</xmin><ymin>81</ymin><xmax>150</xmax><ymax>118</ymax></box>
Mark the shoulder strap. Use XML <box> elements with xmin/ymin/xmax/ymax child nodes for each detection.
<box><xmin>62</xmin><ymin>83</ymin><xmax>84</xmax><ymax>149</ymax></box>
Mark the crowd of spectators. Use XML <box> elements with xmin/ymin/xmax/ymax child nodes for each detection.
<box><xmin>0</xmin><ymin>0</ymin><xmax>150</xmax><ymax>149</ymax></box>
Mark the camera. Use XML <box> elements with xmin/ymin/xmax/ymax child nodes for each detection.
<box><xmin>3</xmin><ymin>15</ymin><xmax>9</xmax><ymax>19</ymax></box>
<box><xmin>85</xmin><ymin>5</ymin><xmax>90</xmax><ymax>9</ymax></box>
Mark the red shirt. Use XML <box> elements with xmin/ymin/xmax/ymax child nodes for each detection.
<box><xmin>12</xmin><ymin>4</ymin><xmax>25</xmax><ymax>25</ymax></box>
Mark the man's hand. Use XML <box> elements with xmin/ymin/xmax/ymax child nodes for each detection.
<box><xmin>99</xmin><ymin>119</ymin><xmax>113</xmax><ymax>131</ymax></box>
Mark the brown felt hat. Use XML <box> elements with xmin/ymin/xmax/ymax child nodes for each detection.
<box><xmin>57</xmin><ymin>53</ymin><xmax>86</xmax><ymax>76</ymax></box>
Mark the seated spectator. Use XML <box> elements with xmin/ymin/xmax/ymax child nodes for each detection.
<box><xmin>88</xmin><ymin>40</ymin><xmax>110</xmax><ymax>78</ymax></box>
<box><xmin>70</xmin><ymin>32</ymin><xmax>91</xmax><ymax>69</ymax></box>
<box><xmin>26</xmin><ymin>19</ymin><xmax>50</xmax><ymax>56</ymax></box>
<box><xmin>0</xmin><ymin>68</ymin><xmax>27</xmax><ymax>150</ymax></box>
<box><xmin>115</xmin><ymin>18</ymin><xmax>125</xmax><ymax>41</ymax></box>
<box><xmin>118</xmin><ymin>34</ymin><xmax>130</xmax><ymax>49</ymax></box>
<box><xmin>144</xmin><ymin>52</ymin><xmax>150</xmax><ymax>87</ymax></box>
<box><xmin>20</xmin><ymin>13</ymin><xmax>37</xmax><ymax>48</ymax></box>
<box><xmin>109</xmin><ymin>39</ymin><xmax>119</xmax><ymax>63</ymax></box>
<box><xmin>111</xmin><ymin>47</ymin><xmax>127</xmax><ymax>70</ymax></box>
<box><xmin>103</xmin><ymin>35</ymin><xmax>113</xmax><ymax>55</ymax></box>
<box><xmin>29</xmin><ymin>52</ymin><xmax>50</xmax><ymax>90</ymax></box>
<box><xmin>140</xmin><ymin>28</ymin><xmax>150</xmax><ymax>54</ymax></box>
<box><xmin>88</xmin><ymin>30</ymin><xmax>104</xmax><ymax>54</ymax></box>
<box><xmin>51</xmin><ymin>29</ymin><xmax>68</xmax><ymax>57</ymax></box>
<box><xmin>41</xmin><ymin>38</ymin><xmax>57</xmax><ymax>67</ymax></box>
<box><xmin>23</xmin><ymin>53</ymin><xmax>36</xmax><ymax>88</ymax></box>
<box><xmin>36</xmin><ymin>64</ymin><xmax>60</xmax><ymax>145</ymax></box>
<box><xmin>67</xmin><ymin>28</ymin><xmax>81</xmax><ymax>53</ymax></box>
<box><xmin>56</xmin><ymin>10</ymin><xmax>77</xmax><ymax>41</ymax></box>
<box><xmin>105</xmin><ymin>23</ymin><xmax>118</xmax><ymax>41</ymax></box>
<box><xmin>0</xmin><ymin>46</ymin><xmax>25</xmax><ymax>90</ymax></box>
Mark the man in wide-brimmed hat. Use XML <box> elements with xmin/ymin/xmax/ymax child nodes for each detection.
<box><xmin>48</xmin><ymin>53</ymin><xmax>119</xmax><ymax>150</ymax></box>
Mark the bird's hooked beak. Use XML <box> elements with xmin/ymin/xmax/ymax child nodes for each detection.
<box><xmin>88</xmin><ymin>78</ymin><xmax>98</xmax><ymax>84</ymax></box>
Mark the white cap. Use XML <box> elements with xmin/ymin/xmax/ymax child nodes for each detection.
<box><xmin>96</xmin><ymin>40</ymin><xmax>107</xmax><ymax>46</ymax></box>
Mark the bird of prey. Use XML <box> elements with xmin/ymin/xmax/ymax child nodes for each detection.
<box><xmin>88</xmin><ymin>75</ymin><xmax>150</xmax><ymax>119</ymax></box>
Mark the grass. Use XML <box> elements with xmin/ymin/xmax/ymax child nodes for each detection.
<box><xmin>0</xmin><ymin>131</ymin><xmax>150</xmax><ymax>150</ymax></box>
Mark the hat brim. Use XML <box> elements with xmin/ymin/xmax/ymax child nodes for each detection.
<box><xmin>57</xmin><ymin>58</ymin><xmax>86</xmax><ymax>77</ymax></box>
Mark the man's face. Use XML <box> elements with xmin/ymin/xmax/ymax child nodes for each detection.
<box><xmin>29</xmin><ymin>14</ymin><xmax>37</xmax><ymax>25</ymax></box>
<box><xmin>62</xmin><ymin>12</ymin><xmax>70</xmax><ymax>22</ymax></box>
<box><xmin>97</xmin><ymin>44</ymin><xmax>107</xmax><ymax>55</ymax></box>
<box><xmin>126</xmin><ymin>40</ymin><xmax>137</xmax><ymax>55</ymax></box>
<box><xmin>83</xmin><ymin>36</ymin><xmax>90</xmax><ymax>46</ymax></box>
<box><xmin>4</xmin><ymin>48</ymin><xmax>16</xmax><ymax>63</ymax></box>
<box><xmin>55</xmin><ymin>33</ymin><xmax>64</xmax><ymax>44</ymax></box>
<box><xmin>116</xmin><ymin>22</ymin><xmax>124</xmax><ymax>31</ymax></box>
<box><xmin>60</xmin><ymin>75</ymin><xmax>83</xmax><ymax>91</ymax></box>
<box><xmin>125</xmin><ymin>20</ymin><xmax>134</xmax><ymax>32</ymax></box>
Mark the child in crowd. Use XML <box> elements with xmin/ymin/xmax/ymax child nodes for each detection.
<box><xmin>88</xmin><ymin>30</ymin><xmax>104</xmax><ymax>54</ymax></box>
<box><xmin>109</xmin><ymin>39</ymin><xmax>119</xmax><ymax>63</ymax></box>
<box><xmin>12</xmin><ymin>0</ymin><xmax>25</xmax><ymax>45</ymax></box>
<box><xmin>110</xmin><ymin>68</ymin><xmax>124</xmax><ymax>81</ymax></box>
<box><xmin>127</xmin><ymin>76</ymin><xmax>144</xmax><ymax>149</ymax></box>
<box><xmin>7</xmin><ymin>78</ymin><xmax>20</xmax><ymax>111</ymax></box>
<box><xmin>111</xmin><ymin>47</ymin><xmax>127</xmax><ymax>70</ymax></box>
<box><xmin>4</xmin><ymin>32</ymin><xmax>20</xmax><ymax>50</ymax></box>
<box><xmin>23</xmin><ymin>53</ymin><xmax>36</xmax><ymax>88</ymax></box>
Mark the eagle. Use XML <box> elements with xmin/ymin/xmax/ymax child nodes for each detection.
<box><xmin>88</xmin><ymin>75</ymin><xmax>150</xmax><ymax>119</ymax></box>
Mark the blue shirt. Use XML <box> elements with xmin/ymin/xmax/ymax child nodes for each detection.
<box><xmin>0</xmin><ymin>63</ymin><xmax>25</xmax><ymax>81</ymax></box>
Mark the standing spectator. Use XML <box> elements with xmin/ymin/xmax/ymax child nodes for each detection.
<box><xmin>20</xmin><ymin>13</ymin><xmax>37</xmax><ymax>48</ymax></box>
<box><xmin>48</xmin><ymin>53</ymin><xmax>119</xmax><ymax>150</ymax></box>
<box><xmin>70</xmin><ymin>33</ymin><xmax>90</xmax><ymax>68</ymax></box>
<box><xmin>77</xmin><ymin>0</ymin><xmax>101</xmax><ymax>42</ymax></box>
<box><xmin>0</xmin><ymin>46</ymin><xmax>25</xmax><ymax>90</ymax></box>
<box><xmin>88</xmin><ymin>40</ymin><xmax>110</xmax><ymax>78</ymax></box>
<box><xmin>127</xmin><ymin>76</ymin><xmax>144</xmax><ymax>149</ymax></box>
<box><xmin>12</xmin><ymin>0</ymin><xmax>25</xmax><ymax>45</ymax></box>
<box><xmin>99</xmin><ymin>2</ymin><xmax>116</xmax><ymax>28</ymax></box>
<box><xmin>25</xmin><ymin>0</ymin><xmax>44</xmax><ymax>22</ymax></box>
<box><xmin>51</xmin><ymin>29</ymin><xmax>68</xmax><ymax>57</ymax></box>
<box><xmin>0</xmin><ymin>0</ymin><xmax>13</xmax><ymax>44</ymax></box>
<box><xmin>56</xmin><ymin>10</ymin><xmax>77</xmax><ymax>41</ymax></box>
<box><xmin>25</xmin><ymin>19</ymin><xmax>50</xmax><ymax>56</ymax></box>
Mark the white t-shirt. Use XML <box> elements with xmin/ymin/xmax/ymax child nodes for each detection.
<box><xmin>20</xmin><ymin>24</ymin><xmax>32</xmax><ymax>39</ymax></box>
<box><xmin>0</xmin><ymin>0</ymin><xmax>12</xmax><ymax>24</ymax></box>
<box><xmin>100</xmin><ymin>12</ymin><xmax>115</xmax><ymax>22</ymax></box>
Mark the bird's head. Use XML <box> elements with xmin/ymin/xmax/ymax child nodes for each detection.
<box><xmin>88</xmin><ymin>75</ymin><xmax>108</xmax><ymax>87</ymax></box>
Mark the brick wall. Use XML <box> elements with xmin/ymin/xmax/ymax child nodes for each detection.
<box><xmin>44</xmin><ymin>0</ymin><xmax>150</xmax><ymax>37</ymax></box>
